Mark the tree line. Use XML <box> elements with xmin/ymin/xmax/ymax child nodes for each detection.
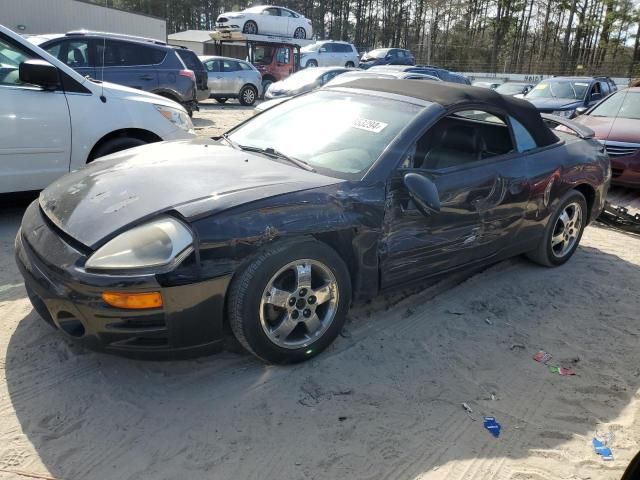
<box><xmin>94</xmin><ymin>0</ymin><xmax>640</xmax><ymax>76</ymax></box>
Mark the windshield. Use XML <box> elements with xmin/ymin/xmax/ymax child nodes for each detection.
<box><xmin>496</xmin><ymin>83</ymin><xmax>526</xmax><ymax>94</ymax></box>
<box><xmin>365</xmin><ymin>49</ymin><xmax>389</xmax><ymax>59</ymax></box>
<box><xmin>527</xmin><ymin>80</ymin><xmax>589</xmax><ymax>100</ymax></box>
<box><xmin>325</xmin><ymin>72</ymin><xmax>394</xmax><ymax>87</ymax></box>
<box><xmin>277</xmin><ymin>69</ymin><xmax>324</xmax><ymax>89</ymax></box>
<box><xmin>228</xmin><ymin>90</ymin><xmax>422</xmax><ymax>180</ymax></box>
<box><xmin>301</xmin><ymin>44</ymin><xmax>321</xmax><ymax>53</ymax></box>
<box><xmin>589</xmin><ymin>91</ymin><xmax>640</xmax><ymax>120</ymax></box>
<box><xmin>253</xmin><ymin>45</ymin><xmax>276</xmax><ymax>65</ymax></box>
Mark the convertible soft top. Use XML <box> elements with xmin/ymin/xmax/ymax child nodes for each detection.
<box><xmin>333</xmin><ymin>79</ymin><xmax>560</xmax><ymax>148</ymax></box>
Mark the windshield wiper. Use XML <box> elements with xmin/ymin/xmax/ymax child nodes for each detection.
<box><xmin>221</xmin><ymin>133</ymin><xmax>240</xmax><ymax>150</ymax></box>
<box><xmin>239</xmin><ymin>145</ymin><xmax>315</xmax><ymax>172</ymax></box>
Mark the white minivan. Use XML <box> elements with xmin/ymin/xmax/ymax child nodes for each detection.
<box><xmin>0</xmin><ymin>25</ymin><xmax>196</xmax><ymax>194</ymax></box>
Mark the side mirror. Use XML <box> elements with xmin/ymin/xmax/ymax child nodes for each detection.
<box><xmin>575</xmin><ymin>106</ymin><xmax>588</xmax><ymax>116</ymax></box>
<box><xmin>19</xmin><ymin>60</ymin><xmax>59</xmax><ymax>90</ymax></box>
<box><xmin>403</xmin><ymin>173</ymin><xmax>441</xmax><ymax>214</ymax></box>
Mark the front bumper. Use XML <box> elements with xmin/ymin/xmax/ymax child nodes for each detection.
<box><xmin>15</xmin><ymin>202</ymin><xmax>230</xmax><ymax>359</ymax></box>
<box><xmin>611</xmin><ymin>154</ymin><xmax>640</xmax><ymax>188</ymax></box>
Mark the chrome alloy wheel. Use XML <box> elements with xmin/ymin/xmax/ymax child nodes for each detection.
<box><xmin>242</xmin><ymin>87</ymin><xmax>255</xmax><ymax>104</ymax></box>
<box><xmin>259</xmin><ymin>259</ymin><xmax>339</xmax><ymax>349</ymax></box>
<box><xmin>551</xmin><ymin>201</ymin><xmax>583</xmax><ymax>258</ymax></box>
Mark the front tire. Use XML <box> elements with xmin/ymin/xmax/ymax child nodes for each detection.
<box><xmin>89</xmin><ymin>137</ymin><xmax>147</xmax><ymax>161</ymax></box>
<box><xmin>239</xmin><ymin>85</ymin><xmax>257</xmax><ymax>106</ymax></box>
<box><xmin>243</xmin><ymin>21</ymin><xmax>258</xmax><ymax>35</ymax></box>
<box><xmin>526</xmin><ymin>190</ymin><xmax>587</xmax><ymax>267</ymax></box>
<box><xmin>228</xmin><ymin>240</ymin><xmax>352</xmax><ymax>364</ymax></box>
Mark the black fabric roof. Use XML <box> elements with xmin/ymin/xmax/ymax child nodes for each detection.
<box><xmin>335</xmin><ymin>79</ymin><xmax>559</xmax><ymax>147</ymax></box>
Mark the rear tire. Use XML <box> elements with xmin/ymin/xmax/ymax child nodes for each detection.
<box><xmin>526</xmin><ymin>190</ymin><xmax>587</xmax><ymax>267</ymax></box>
<box><xmin>239</xmin><ymin>85</ymin><xmax>257</xmax><ymax>106</ymax></box>
<box><xmin>228</xmin><ymin>240</ymin><xmax>351</xmax><ymax>364</ymax></box>
<box><xmin>89</xmin><ymin>137</ymin><xmax>147</xmax><ymax>161</ymax></box>
<box><xmin>345</xmin><ymin>61</ymin><xmax>355</xmax><ymax>68</ymax></box>
<box><xmin>243</xmin><ymin>21</ymin><xmax>258</xmax><ymax>35</ymax></box>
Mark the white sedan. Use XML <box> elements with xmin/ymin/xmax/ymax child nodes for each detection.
<box><xmin>216</xmin><ymin>5</ymin><xmax>312</xmax><ymax>39</ymax></box>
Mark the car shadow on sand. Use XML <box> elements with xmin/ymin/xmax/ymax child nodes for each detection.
<box><xmin>3</xmin><ymin>232</ymin><xmax>640</xmax><ymax>479</ymax></box>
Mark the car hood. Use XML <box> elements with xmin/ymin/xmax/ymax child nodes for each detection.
<box><xmin>573</xmin><ymin>115</ymin><xmax>640</xmax><ymax>143</ymax></box>
<box><xmin>39</xmin><ymin>139</ymin><xmax>342</xmax><ymax>248</ymax></box>
<box><xmin>525</xmin><ymin>97</ymin><xmax>582</xmax><ymax>110</ymax></box>
<box><xmin>98</xmin><ymin>80</ymin><xmax>186</xmax><ymax>110</ymax></box>
<box><xmin>219</xmin><ymin>10</ymin><xmax>245</xmax><ymax>18</ymax></box>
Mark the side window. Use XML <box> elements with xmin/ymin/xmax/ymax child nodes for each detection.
<box><xmin>0</xmin><ymin>35</ymin><xmax>34</xmax><ymax>86</ymax></box>
<box><xmin>222</xmin><ymin>60</ymin><xmax>241</xmax><ymax>72</ymax></box>
<box><xmin>600</xmin><ymin>81</ymin><xmax>610</xmax><ymax>96</ymax></box>
<box><xmin>204</xmin><ymin>59</ymin><xmax>220</xmax><ymax>72</ymax></box>
<box><xmin>264</xmin><ymin>7</ymin><xmax>280</xmax><ymax>15</ymax></box>
<box><xmin>401</xmin><ymin>110</ymin><xmax>515</xmax><ymax>170</ymax></box>
<box><xmin>281</xmin><ymin>9</ymin><xmax>296</xmax><ymax>17</ymax></box>
<box><xmin>325</xmin><ymin>44</ymin><xmax>336</xmax><ymax>53</ymax></box>
<box><xmin>42</xmin><ymin>42</ymin><xmax>62</xmax><ymax>61</ymax></box>
<box><xmin>276</xmin><ymin>48</ymin><xmax>290</xmax><ymax>64</ymax></box>
<box><xmin>99</xmin><ymin>40</ymin><xmax>162</xmax><ymax>67</ymax></box>
<box><xmin>177</xmin><ymin>50</ymin><xmax>200</xmax><ymax>71</ymax></box>
<box><xmin>510</xmin><ymin>117</ymin><xmax>537</xmax><ymax>152</ymax></box>
<box><xmin>63</xmin><ymin>40</ymin><xmax>90</xmax><ymax>68</ymax></box>
<box><xmin>238</xmin><ymin>61</ymin><xmax>253</xmax><ymax>71</ymax></box>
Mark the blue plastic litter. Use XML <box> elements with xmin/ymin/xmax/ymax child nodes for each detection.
<box><xmin>483</xmin><ymin>416</ymin><xmax>501</xmax><ymax>438</ymax></box>
<box><xmin>592</xmin><ymin>438</ymin><xmax>614</xmax><ymax>461</ymax></box>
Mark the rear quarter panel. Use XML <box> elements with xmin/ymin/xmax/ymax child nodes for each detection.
<box><xmin>519</xmin><ymin>132</ymin><xmax>609</xmax><ymax>249</ymax></box>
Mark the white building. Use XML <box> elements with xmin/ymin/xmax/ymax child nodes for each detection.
<box><xmin>2</xmin><ymin>0</ymin><xmax>166</xmax><ymax>41</ymax></box>
<box><xmin>167</xmin><ymin>30</ymin><xmax>215</xmax><ymax>55</ymax></box>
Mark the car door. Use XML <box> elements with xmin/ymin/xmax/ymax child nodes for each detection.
<box><xmin>260</xmin><ymin>7</ymin><xmax>282</xmax><ymax>35</ymax></box>
<box><xmin>203</xmin><ymin>58</ymin><xmax>223</xmax><ymax>93</ymax></box>
<box><xmin>0</xmin><ymin>33</ymin><xmax>71</xmax><ymax>193</ymax></box>
<box><xmin>42</xmin><ymin>38</ymin><xmax>96</xmax><ymax>79</ymax></box>
<box><xmin>96</xmin><ymin>39</ymin><xmax>159</xmax><ymax>91</ymax></box>
<box><xmin>280</xmin><ymin>8</ymin><xmax>297</xmax><ymax>36</ymax></box>
<box><xmin>221</xmin><ymin>59</ymin><xmax>243</xmax><ymax>95</ymax></box>
<box><xmin>379</xmin><ymin>109</ymin><xmax>530</xmax><ymax>287</ymax></box>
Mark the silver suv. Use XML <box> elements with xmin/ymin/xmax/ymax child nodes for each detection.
<box><xmin>300</xmin><ymin>41</ymin><xmax>359</xmax><ymax>69</ymax></box>
<box><xmin>199</xmin><ymin>55</ymin><xmax>263</xmax><ymax>106</ymax></box>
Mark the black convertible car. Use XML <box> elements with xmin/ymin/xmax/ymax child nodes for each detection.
<box><xmin>15</xmin><ymin>80</ymin><xmax>610</xmax><ymax>363</ymax></box>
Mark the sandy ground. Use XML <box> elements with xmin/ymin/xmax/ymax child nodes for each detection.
<box><xmin>1</xmin><ymin>102</ymin><xmax>640</xmax><ymax>480</ymax></box>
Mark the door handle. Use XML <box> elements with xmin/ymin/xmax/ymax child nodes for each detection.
<box><xmin>139</xmin><ymin>74</ymin><xmax>154</xmax><ymax>80</ymax></box>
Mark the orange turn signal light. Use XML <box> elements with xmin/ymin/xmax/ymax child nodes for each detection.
<box><xmin>101</xmin><ymin>291</ymin><xmax>163</xmax><ymax>310</ymax></box>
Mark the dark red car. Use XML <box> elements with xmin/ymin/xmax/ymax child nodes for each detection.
<box><xmin>574</xmin><ymin>88</ymin><xmax>640</xmax><ymax>187</ymax></box>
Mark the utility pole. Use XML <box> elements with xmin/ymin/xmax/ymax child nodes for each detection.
<box><xmin>426</xmin><ymin>21</ymin><xmax>432</xmax><ymax>65</ymax></box>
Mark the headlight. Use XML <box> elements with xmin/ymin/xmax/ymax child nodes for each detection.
<box><xmin>85</xmin><ymin>216</ymin><xmax>193</xmax><ymax>272</ymax></box>
<box><xmin>552</xmin><ymin>109</ymin><xmax>575</xmax><ymax>118</ymax></box>
<box><xmin>155</xmin><ymin>105</ymin><xmax>194</xmax><ymax>133</ymax></box>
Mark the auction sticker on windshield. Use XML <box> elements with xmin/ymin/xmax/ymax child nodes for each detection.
<box><xmin>352</xmin><ymin>118</ymin><xmax>388</xmax><ymax>133</ymax></box>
